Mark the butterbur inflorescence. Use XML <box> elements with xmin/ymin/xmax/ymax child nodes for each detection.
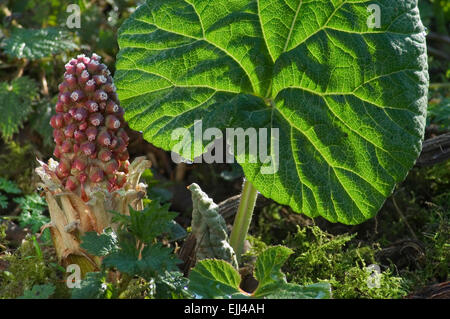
<box><xmin>36</xmin><ymin>54</ymin><xmax>150</xmax><ymax>272</ymax></box>
<box><xmin>51</xmin><ymin>53</ymin><xmax>130</xmax><ymax>198</ymax></box>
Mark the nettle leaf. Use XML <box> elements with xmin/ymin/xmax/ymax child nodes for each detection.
<box><xmin>71</xmin><ymin>272</ymin><xmax>109</xmax><ymax>299</ymax></box>
<box><xmin>19</xmin><ymin>284</ymin><xmax>55</xmax><ymax>299</ymax></box>
<box><xmin>0</xmin><ymin>77</ymin><xmax>38</xmax><ymax>140</ymax></box>
<box><xmin>115</xmin><ymin>0</ymin><xmax>429</xmax><ymax>224</ymax></box>
<box><xmin>188</xmin><ymin>259</ymin><xmax>249</xmax><ymax>299</ymax></box>
<box><xmin>80</xmin><ymin>228</ymin><xmax>119</xmax><ymax>257</ymax></box>
<box><xmin>2</xmin><ymin>28</ymin><xmax>78</xmax><ymax>59</ymax></box>
<box><xmin>102</xmin><ymin>232</ymin><xmax>179</xmax><ymax>279</ymax></box>
<box><xmin>114</xmin><ymin>201</ymin><xmax>177</xmax><ymax>243</ymax></box>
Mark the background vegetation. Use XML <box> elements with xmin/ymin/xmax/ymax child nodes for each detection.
<box><xmin>0</xmin><ymin>0</ymin><xmax>448</xmax><ymax>298</ymax></box>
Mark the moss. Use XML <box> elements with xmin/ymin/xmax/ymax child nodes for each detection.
<box><xmin>282</xmin><ymin>225</ymin><xmax>408</xmax><ymax>299</ymax></box>
<box><xmin>0</xmin><ymin>235</ymin><xmax>69</xmax><ymax>298</ymax></box>
<box><xmin>118</xmin><ymin>278</ymin><xmax>151</xmax><ymax>299</ymax></box>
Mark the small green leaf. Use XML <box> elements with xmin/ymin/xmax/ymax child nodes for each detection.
<box><xmin>0</xmin><ymin>194</ymin><xmax>8</xmax><ymax>209</ymax></box>
<box><xmin>18</xmin><ymin>284</ymin><xmax>55</xmax><ymax>299</ymax></box>
<box><xmin>188</xmin><ymin>259</ymin><xmax>248</xmax><ymax>299</ymax></box>
<box><xmin>3</xmin><ymin>28</ymin><xmax>78</xmax><ymax>59</ymax></box>
<box><xmin>80</xmin><ymin>228</ymin><xmax>119</xmax><ymax>257</ymax></box>
<box><xmin>15</xmin><ymin>194</ymin><xmax>49</xmax><ymax>233</ymax></box>
<box><xmin>167</xmin><ymin>220</ymin><xmax>188</xmax><ymax>242</ymax></box>
<box><xmin>71</xmin><ymin>272</ymin><xmax>108</xmax><ymax>299</ymax></box>
<box><xmin>0</xmin><ymin>177</ymin><xmax>22</xmax><ymax>194</ymax></box>
<box><xmin>15</xmin><ymin>194</ymin><xmax>48</xmax><ymax>228</ymax></box>
<box><xmin>253</xmin><ymin>246</ymin><xmax>293</xmax><ymax>297</ymax></box>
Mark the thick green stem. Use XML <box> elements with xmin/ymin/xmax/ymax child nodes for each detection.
<box><xmin>229</xmin><ymin>179</ymin><xmax>258</xmax><ymax>262</ymax></box>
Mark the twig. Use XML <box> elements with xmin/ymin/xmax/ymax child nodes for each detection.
<box><xmin>12</xmin><ymin>59</ymin><xmax>28</xmax><ymax>81</ymax></box>
<box><xmin>40</xmin><ymin>69</ymin><xmax>49</xmax><ymax>96</ymax></box>
<box><xmin>392</xmin><ymin>196</ymin><xmax>418</xmax><ymax>240</ymax></box>
<box><xmin>416</xmin><ymin>133</ymin><xmax>450</xmax><ymax>167</ymax></box>
<box><xmin>1</xmin><ymin>5</ymin><xmax>21</xmax><ymax>28</ymax></box>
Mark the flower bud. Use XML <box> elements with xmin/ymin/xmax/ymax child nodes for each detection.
<box><xmin>86</xmin><ymin>126</ymin><xmax>98</xmax><ymax>141</ymax></box>
<box><xmin>98</xmin><ymin>148</ymin><xmax>112</xmax><ymax>162</ymax></box>
<box><xmin>72</xmin><ymin>157</ymin><xmax>87</xmax><ymax>171</ymax></box>
<box><xmin>104</xmin><ymin>159</ymin><xmax>119</xmax><ymax>174</ymax></box>
<box><xmin>73</xmin><ymin>130</ymin><xmax>86</xmax><ymax>143</ymax></box>
<box><xmin>79</xmin><ymin>70</ymin><xmax>90</xmax><ymax>85</ymax></box>
<box><xmin>70</xmin><ymin>90</ymin><xmax>85</xmax><ymax>102</ymax></box>
<box><xmin>53</xmin><ymin>129</ymin><xmax>65</xmax><ymax>144</ymax></box>
<box><xmin>57</xmin><ymin>159</ymin><xmax>71</xmax><ymax>176</ymax></box>
<box><xmin>73</xmin><ymin>108</ymin><xmax>88</xmax><ymax>121</ymax></box>
<box><xmin>117</xmin><ymin>128</ymin><xmax>130</xmax><ymax>144</ymax></box>
<box><xmin>86</xmin><ymin>101</ymin><xmax>99</xmax><ymax>113</ymax></box>
<box><xmin>94</xmin><ymin>75</ymin><xmax>107</xmax><ymax>85</ymax></box>
<box><xmin>87</xmin><ymin>60</ymin><xmax>100</xmax><ymax>73</ymax></box>
<box><xmin>50</xmin><ymin>114</ymin><xmax>65</xmax><ymax>129</ymax></box>
<box><xmin>65</xmin><ymin>176</ymin><xmax>79</xmax><ymax>191</ymax></box>
<box><xmin>64</xmin><ymin>123</ymin><xmax>77</xmax><ymax>138</ymax></box>
<box><xmin>59</xmin><ymin>92</ymin><xmax>71</xmax><ymax>104</ymax></box>
<box><xmin>105</xmin><ymin>115</ymin><xmax>121</xmax><ymax>130</ymax></box>
<box><xmin>78</xmin><ymin>121</ymin><xmax>88</xmax><ymax>131</ymax></box>
<box><xmin>89</xmin><ymin>113</ymin><xmax>104</xmax><ymax>126</ymax></box>
<box><xmin>89</xmin><ymin>167</ymin><xmax>104</xmax><ymax>183</ymax></box>
<box><xmin>76</xmin><ymin>62</ymin><xmax>86</xmax><ymax>75</ymax></box>
<box><xmin>95</xmin><ymin>90</ymin><xmax>108</xmax><ymax>102</ymax></box>
<box><xmin>55</xmin><ymin>101</ymin><xmax>65</xmax><ymax>112</ymax></box>
<box><xmin>81</xmin><ymin>142</ymin><xmax>96</xmax><ymax>156</ymax></box>
<box><xmin>97</xmin><ymin>129</ymin><xmax>111</xmax><ymax>146</ymax></box>
<box><xmin>85</xmin><ymin>79</ymin><xmax>96</xmax><ymax>92</ymax></box>
<box><xmin>106</xmin><ymin>100</ymin><xmax>119</xmax><ymax>114</ymax></box>
<box><xmin>60</xmin><ymin>140</ymin><xmax>73</xmax><ymax>153</ymax></box>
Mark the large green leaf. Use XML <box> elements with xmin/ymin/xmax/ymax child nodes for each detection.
<box><xmin>115</xmin><ymin>0</ymin><xmax>428</xmax><ymax>224</ymax></box>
